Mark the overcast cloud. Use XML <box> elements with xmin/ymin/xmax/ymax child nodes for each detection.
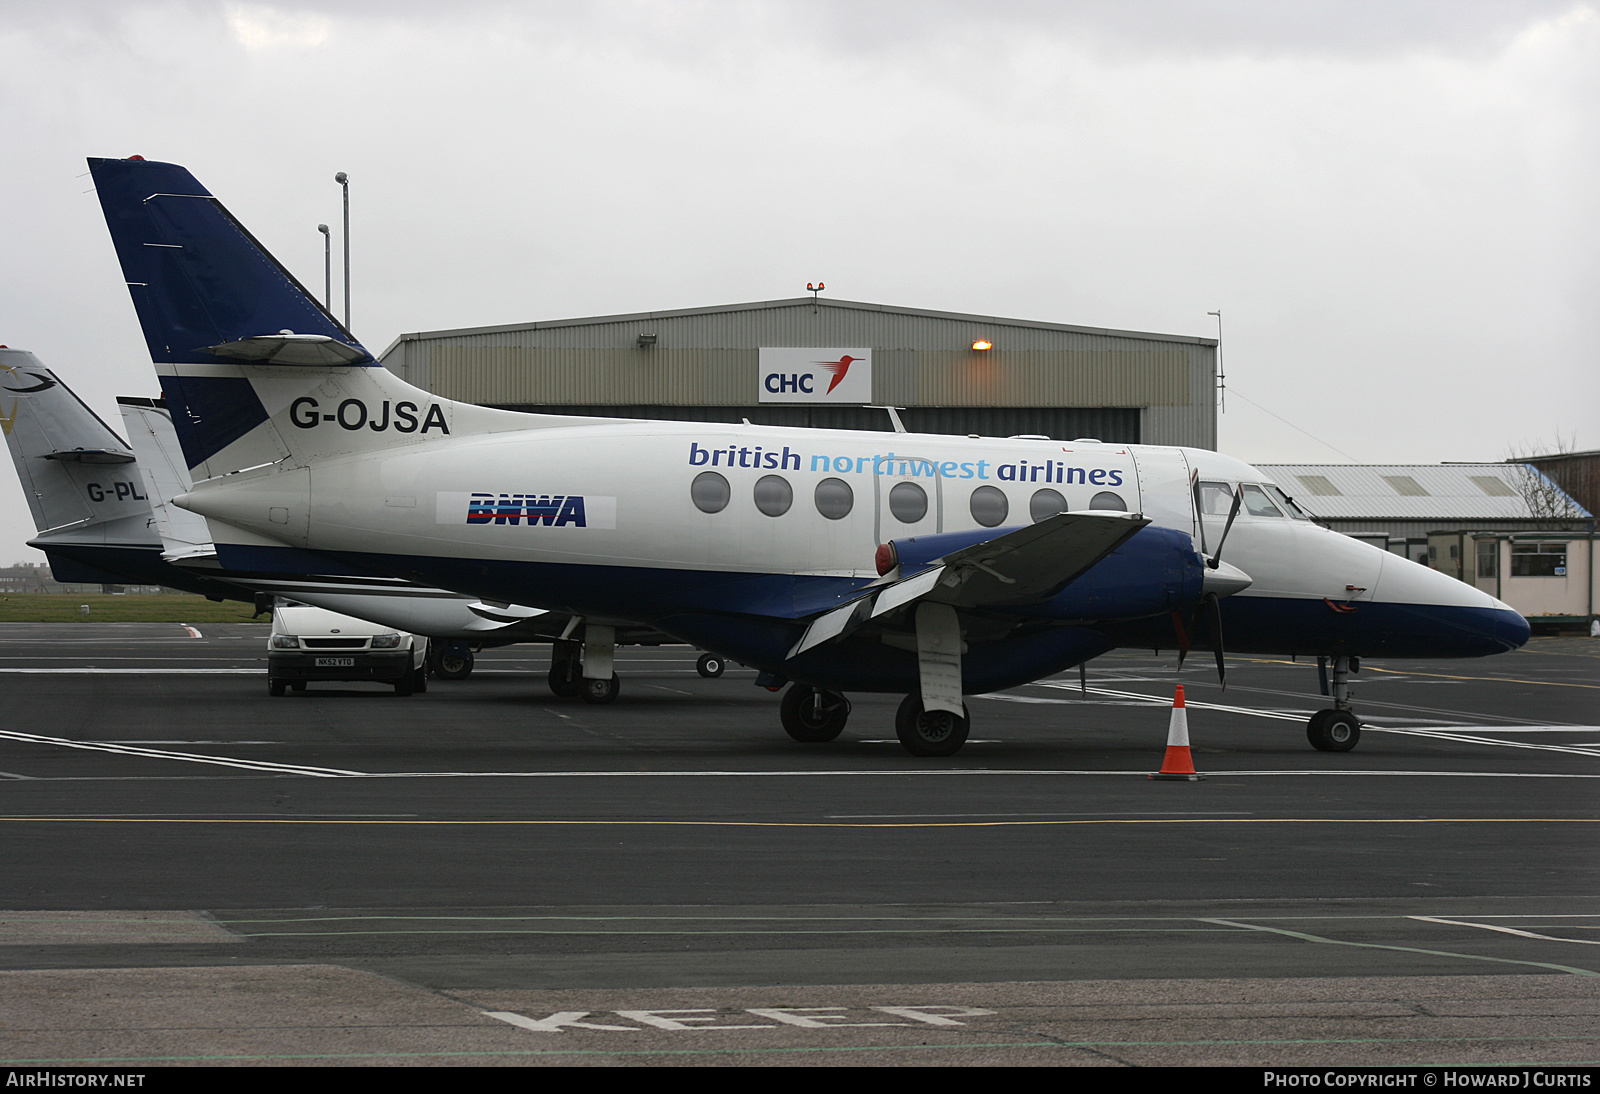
<box><xmin>1</xmin><ymin>1</ymin><xmax>1595</xmax><ymax>563</ymax></box>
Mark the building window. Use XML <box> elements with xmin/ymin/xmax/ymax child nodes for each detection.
<box><xmin>969</xmin><ymin>486</ymin><xmax>1009</xmax><ymax>527</ymax></box>
<box><xmin>691</xmin><ymin>471</ymin><xmax>730</xmax><ymax>514</ymax></box>
<box><xmin>1477</xmin><ymin>540</ymin><xmax>1497</xmax><ymax>579</ymax></box>
<box><xmin>1029</xmin><ymin>488</ymin><xmax>1067</xmax><ymax>523</ymax></box>
<box><xmin>814</xmin><ymin>477</ymin><xmax>853</xmax><ymax>520</ymax></box>
<box><xmin>753</xmin><ymin>475</ymin><xmax>793</xmax><ymax>517</ymax></box>
<box><xmin>889</xmin><ymin>482</ymin><xmax>928</xmax><ymax>523</ymax></box>
<box><xmin>1511</xmin><ymin>543</ymin><xmax>1567</xmax><ymax>577</ymax></box>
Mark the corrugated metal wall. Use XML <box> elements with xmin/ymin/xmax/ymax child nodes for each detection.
<box><xmin>381</xmin><ymin>298</ymin><xmax>1217</xmax><ymax>448</ymax></box>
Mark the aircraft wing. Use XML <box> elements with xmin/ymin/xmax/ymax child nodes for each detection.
<box><xmin>789</xmin><ymin>511</ymin><xmax>1148</xmax><ymax>657</ymax></box>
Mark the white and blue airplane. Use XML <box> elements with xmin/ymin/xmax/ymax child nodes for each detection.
<box><xmin>86</xmin><ymin>155</ymin><xmax>1530</xmax><ymax>756</ymax></box>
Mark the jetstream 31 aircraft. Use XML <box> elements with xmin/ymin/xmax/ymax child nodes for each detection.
<box><xmin>88</xmin><ymin>156</ymin><xmax>1530</xmax><ymax>756</ymax></box>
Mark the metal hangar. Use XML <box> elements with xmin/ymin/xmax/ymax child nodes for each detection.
<box><xmin>377</xmin><ymin>296</ymin><xmax>1218</xmax><ymax>448</ymax></box>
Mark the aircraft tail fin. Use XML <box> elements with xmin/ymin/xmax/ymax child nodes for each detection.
<box><xmin>87</xmin><ymin>157</ymin><xmax>367</xmax><ymax>367</ymax></box>
<box><xmin>116</xmin><ymin>397</ymin><xmax>216</xmax><ymax>561</ymax></box>
<box><xmin>88</xmin><ymin>156</ymin><xmax>599</xmax><ymax>482</ymax></box>
<box><xmin>0</xmin><ymin>349</ymin><xmax>153</xmax><ymax>541</ymax></box>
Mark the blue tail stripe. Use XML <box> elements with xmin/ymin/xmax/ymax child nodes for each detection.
<box><xmin>159</xmin><ymin>374</ymin><xmax>271</xmax><ymax>470</ymax></box>
<box><xmin>88</xmin><ymin>157</ymin><xmax>370</xmax><ymax>365</ymax></box>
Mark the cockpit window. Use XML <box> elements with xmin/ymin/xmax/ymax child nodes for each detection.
<box><xmin>1197</xmin><ymin>481</ymin><xmax>1235</xmax><ymax>516</ymax></box>
<box><xmin>1240</xmin><ymin>484</ymin><xmax>1283</xmax><ymax>518</ymax></box>
<box><xmin>1262</xmin><ymin>484</ymin><xmax>1310</xmax><ymax>520</ymax></box>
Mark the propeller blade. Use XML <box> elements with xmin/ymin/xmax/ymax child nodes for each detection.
<box><xmin>1079</xmin><ymin>662</ymin><xmax>1088</xmax><ymax>696</ymax></box>
<box><xmin>1170</xmin><ymin>609</ymin><xmax>1191</xmax><ymax>670</ymax></box>
<box><xmin>1209</xmin><ymin>484</ymin><xmax>1244</xmax><ymax>568</ymax></box>
<box><xmin>1190</xmin><ymin>469</ymin><xmax>1209</xmax><ymax>558</ymax></box>
<box><xmin>1203</xmin><ymin>592</ymin><xmax>1227</xmax><ymax>690</ymax></box>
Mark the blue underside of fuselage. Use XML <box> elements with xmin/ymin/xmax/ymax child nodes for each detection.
<box><xmin>213</xmin><ymin>542</ymin><xmax>1530</xmax><ymax>692</ymax></box>
<box><xmin>37</xmin><ymin>543</ymin><xmax>252</xmax><ymax>602</ymax></box>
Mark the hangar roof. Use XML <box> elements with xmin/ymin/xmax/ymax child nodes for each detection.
<box><xmin>378</xmin><ymin>296</ymin><xmax>1216</xmax><ymax>357</ymax></box>
<box><xmin>1254</xmin><ymin>463</ymin><xmax>1592</xmax><ymax>522</ymax></box>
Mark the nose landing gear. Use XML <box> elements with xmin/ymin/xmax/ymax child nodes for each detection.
<box><xmin>1307</xmin><ymin>655</ymin><xmax>1362</xmax><ymax>752</ymax></box>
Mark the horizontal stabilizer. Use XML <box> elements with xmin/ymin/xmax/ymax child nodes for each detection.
<box><xmin>42</xmin><ymin>448</ymin><xmax>135</xmax><ymax>464</ymax></box>
<box><xmin>206</xmin><ymin>334</ymin><xmax>369</xmax><ymax>366</ymax></box>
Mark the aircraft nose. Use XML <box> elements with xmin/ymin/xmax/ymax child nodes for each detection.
<box><xmin>1370</xmin><ymin>553</ymin><xmax>1531</xmax><ymax>656</ymax></box>
<box><xmin>1488</xmin><ymin>601</ymin><xmax>1532</xmax><ymax>651</ymax></box>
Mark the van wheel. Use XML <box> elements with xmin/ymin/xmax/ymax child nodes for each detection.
<box><xmin>430</xmin><ymin>648</ymin><xmax>473</xmax><ymax>680</ymax></box>
<box><xmin>268</xmin><ymin>677</ymin><xmax>285</xmax><ymax>697</ymax></box>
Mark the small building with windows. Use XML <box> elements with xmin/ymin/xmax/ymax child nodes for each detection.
<box><xmin>1254</xmin><ymin>463</ymin><xmax>1592</xmax><ymax>567</ymax></box>
<box><xmin>1438</xmin><ymin>530</ymin><xmax>1598</xmax><ymax>631</ymax></box>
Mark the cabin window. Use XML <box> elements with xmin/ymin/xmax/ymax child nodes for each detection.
<box><xmin>1089</xmin><ymin>491</ymin><xmax>1127</xmax><ymax>512</ymax></box>
<box><xmin>753</xmin><ymin>475</ymin><xmax>793</xmax><ymax>517</ymax></box>
<box><xmin>690</xmin><ymin>471</ymin><xmax>730</xmax><ymax>514</ymax></box>
<box><xmin>969</xmin><ymin>485</ymin><xmax>1009</xmax><ymax>527</ymax></box>
<box><xmin>1511</xmin><ymin>543</ymin><xmax>1567</xmax><ymax>577</ymax></box>
<box><xmin>889</xmin><ymin>481</ymin><xmax>928</xmax><ymax>523</ymax></box>
<box><xmin>814</xmin><ymin>477</ymin><xmax>853</xmax><ymax>520</ymax></box>
<box><xmin>1029</xmin><ymin>488</ymin><xmax>1067</xmax><ymax>523</ymax></box>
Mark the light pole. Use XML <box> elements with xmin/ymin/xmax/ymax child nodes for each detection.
<box><xmin>317</xmin><ymin>223</ymin><xmax>331</xmax><ymax>313</ymax></box>
<box><xmin>1207</xmin><ymin>309</ymin><xmax>1225</xmax><ymax>413</ymax></box>
<box><xmin>335</xmin><ymin>172</ymin><xmax>350</xmax><ymax>330</ymax></box>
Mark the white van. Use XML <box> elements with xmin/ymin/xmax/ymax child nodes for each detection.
<box><xmin>267</xmin><ymin>604</ymin><xmax>429</xmax><ymax>696</ymax></box>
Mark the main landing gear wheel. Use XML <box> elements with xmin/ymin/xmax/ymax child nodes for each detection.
<box><xmin>1307</xmin><ymin>709</ymin><xmax>1361</xmax><ymax>752</ymax></box>
<box><xmin>430</xmin><ymin>647</ymin><xmax>474</xmax><ymax>680</ymax></box>
<box><xmin>779</xmin><ymin>684</ymin><xmax>850</xmax><ymax>743</ymax></box>
<box><xmin>696</xmin><ymin>653</ymin><xmax>726</xmax><ymax>678</ymax></box>
<box><xmin>580</xmin><ymin>674</ymin><xmax>620</xmax><ymax>704</ymax></box>
<box><xmin>548</xmin><ymin>651</ymin><xmax>582</xmax><ymax>697</ymax></box>
<box><xmin>895</xmin><ymin>695</ymin><xmax>969</xmax><ymax>757</ymax></box>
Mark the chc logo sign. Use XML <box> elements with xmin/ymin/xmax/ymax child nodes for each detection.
<box><xmin>758</xmin><ymin>348</ymin><xmax>872</xmax><ymax>404</ymax></box>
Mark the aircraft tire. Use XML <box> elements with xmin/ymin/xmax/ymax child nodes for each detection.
<box><xmin>1307</xmin><ymin>709</ymin><xmax>1361</xmax><ymax>752</ymax></box>
<box><xmin>431</xmin><ymin>648</ymin><xmax>474</xmax><ymax>681</ymax></box>
<box><xmin>895</xmin><ymin>695</ymin><xmax>969</xmax><ymax>757</ymax></box>
<box><xmin>580</xmin><ymin>674</ymin><xmax>620</xmax><ymax>704</ymax></box>
<box><xmin>779</xmin><ymin>684</ymin><xmax>849</xmax><ymax>742</ymax></box>
<box><xmin>696</xmin><ymin>653</ymin><xmax>726</xmax><ymax>678</ymax></box>
<box><xmin>268</xmin><ymin>677</ymin><xmax>285</xmax><ymax>697</ymax></box>
<box><xmin>549</xmin><ymin>658</ymin><xmax>582</xmax><ymax>697</ymax></box>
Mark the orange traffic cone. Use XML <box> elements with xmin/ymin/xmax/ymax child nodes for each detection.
<box><xmin>1150</xmin><ymin>684</ymin><xmax>1203</xmax><ymax>781</ymax></box>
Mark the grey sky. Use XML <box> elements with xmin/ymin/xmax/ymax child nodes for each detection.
<box><xmin>2</xmin><ymin>1</ymin><xmax>1595</xmax><ymax>564</ymax></box>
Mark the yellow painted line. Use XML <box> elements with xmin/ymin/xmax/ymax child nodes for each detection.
<box><xmin>0</xmin><ymin>816</ymin><xmax>1594</xmax><ymax>830</ymax></box>
<box><xmin>1363</xmin><ymin>665</ymin><xmax>1600</xmax><ymax>689</ymax></box>
<box><xmin>1235</xmin><ymin>656</ymin><xmax>1600</xmax><ymax>689</ymax></box>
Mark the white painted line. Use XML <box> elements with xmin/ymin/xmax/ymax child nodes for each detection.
<box><xmin>1411</xmin><ymin>916</ymin><xmax>1600</xmax><ymax>946</ymax></box>
<box><xmin>0</xmin><ymin>668</ymin><xmax>259</xmax><ymax>674</ymax></box>
<box><xmin>1024</xmin><ymin>683</ymin><xmax>1600</xmax><ymax>756</ymax></box>
<box><xmin>0</xmin><ymin>730</ymin><xmax>361</xmax><ymax>777</ymax></box>
<box><xmin>182</xmin><ymin>625</ymin><xmax>202</xmax><ymax>639</ymax></box>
